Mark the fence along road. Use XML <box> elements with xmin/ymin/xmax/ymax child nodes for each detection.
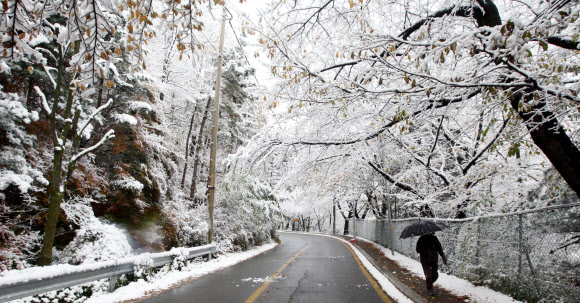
<box><xmin>0</xmin><ymin>245</ymin><xmax>216</xmax><ymax>303</ymax></box>
<box><xmin>350</xmin><ymin>203</ymin><xmax>580</xmax><ymax>302</ymax></box>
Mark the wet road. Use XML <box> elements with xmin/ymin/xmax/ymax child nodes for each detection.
<box><xmin>140</xmin><ymin>232</ymin><xmax>393</xmax><ymax>303</ymax></box>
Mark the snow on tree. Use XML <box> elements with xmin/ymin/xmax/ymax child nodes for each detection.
<box><xmin>0</xmin><ymin>87</ymin><xmax>44</xmax><ymax>271</ymax></box>
<box><xmin>243</xmin><ymin>0</ymin><xmax>580</xmax><ymax>220</ymax></box>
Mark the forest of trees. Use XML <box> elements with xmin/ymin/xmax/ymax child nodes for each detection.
<box><xmin>1</xmin><ymin>0</ymin><xmax>579</xmax><ymax>278</ymax></box>
<box><xmin>0</xmin><ymin>0</ymin><xmax>282</xmax><ymax>271</ymax></box>
<box><xmin>244</xmin><ymin>0</ymin><xmax>580</xmax><ymax>231</ymax></box>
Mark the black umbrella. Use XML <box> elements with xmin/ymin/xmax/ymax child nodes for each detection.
<box><xmin>399</xmin><ymin>220</ymin><xmax>445</xmax><ymax>239</ymax></box>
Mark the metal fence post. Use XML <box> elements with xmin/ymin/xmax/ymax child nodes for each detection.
<box><xmin>476</xmin><ymin>220</ymin><xmax>481</xmax><ymax>266</ymax></box>
<box><xmin>525</xmin><ymin>249</ymin><xmax>541</xmax><ymax>297</ymax></box>
<box><xmin>389</xmin><ymin>220</ymin><xmax>393</xmax><ymax>252</ymax></box>
<box><xmin>518</xmin><ymin>213</ymin><xmax>523</xmax><ymax>298</ymax></box>
<box><xmin>107</xmin><ymin>275</ymin><xmax>118</xmax><ymax>292</ymax></box>
<box><xmin>518</xmin><ymin>214</ymin><xmax>523</xmax><ymax>276</ymax></box>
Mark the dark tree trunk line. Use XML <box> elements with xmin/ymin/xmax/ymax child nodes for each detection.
<box><xmin>181</xmin><ymin>106</ymin><xmax>197</xmax><ymax>188</ymax></box>
<box><xmin>38</xmin><ymin>46</ymin><xmax>68</xmax><ymax>266</ymax></box>
<box><xmin>510</xmin><ymin>93</ymin><xmax>580</xmax><ymax>196</ymax></box>
<box><xmin>397</xmin><ymin>0</ymin><xmax>580</xmax><ymax>199</ymax></box>
<box><xmin>336</xmin><ymin>200</ymin><xmax>353</xmax><ymax>235</ymax></box>
<box><xmin>189</xmin><ymin>97</ymin><xmax>212</xmax><ymax>200</ymax></box>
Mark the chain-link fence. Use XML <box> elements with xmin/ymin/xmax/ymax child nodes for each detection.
<box><xmin>348</xmin><ymin>203</ymin><xmax>580</xmax><ymax>303</ymax></box>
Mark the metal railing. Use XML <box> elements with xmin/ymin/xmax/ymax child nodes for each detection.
<box><xmin>349</xmin><ymin>203</ymin><xmax>580</xmax><ymax>303</ymax></box>
<box><xmin>0</xmin><ymin>245</ymin><xmax>217</xmax><ymax>303</ymax></box>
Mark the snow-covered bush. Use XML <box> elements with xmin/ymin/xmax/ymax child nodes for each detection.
<box><xmin>111</xmin><ymin>176</ymin><xmax>145</xmax><ymax>195</ymax></box>
<box><xmin>0</xmin><ymin>220</ymin><xmax>40</xmax><ymax>271</ymax></box>
<box><xmin>0</xmin><ymin>87</ymin><xmax>44</xmax><ymax>271</ymax></box>
<box><xmin>214</xmin><ymin>175</ymin><xmax>283</xmax><ymax>252</ymax></box>
<box><xmin>57</xmin><ymin>198</ymin><xmax>133</xmax><ymax>265</ymax></box>
<box><xmin>160</xmin><ymin>176</ymin><xmax>282</xmax><ymax>253</ymax></box>
<box><xmin>161</xmin><ymin>194</ymin><xmax>208</xmax><ymax>248</ymax></box>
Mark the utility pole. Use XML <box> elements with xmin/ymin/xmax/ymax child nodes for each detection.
<box><xmin>207</xmin><ymin>8</ymin><xmax>227</xmax><ymax>244</ymax></box>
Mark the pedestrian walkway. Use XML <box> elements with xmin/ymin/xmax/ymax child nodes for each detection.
<box><xmin>342</xmin><ymin>236</ymin><xmax>471</xmax><ymax>303</ymax></box>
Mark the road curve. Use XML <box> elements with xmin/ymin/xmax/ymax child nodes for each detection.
<box><xmin>139</xmin><ymin>232</ymin><xmax>394</xmax><ymax>303</ymax></box>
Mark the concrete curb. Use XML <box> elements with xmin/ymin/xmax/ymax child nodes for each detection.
<box><xmin>355</xmin><ymin>244</ymin><xmax>427</xmax><ymax>303</ymax></box>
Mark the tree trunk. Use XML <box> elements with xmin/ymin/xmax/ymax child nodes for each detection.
<box><xmin>511</xmin><ymin>96</ymin><xmax>580</xmax><ymax>197</ymax></box>
<box><xmin>37</xmin><ymin>47</ymin><xmax>67</xmax><ymax>266</ymax></box>
<box><xmin>96</xmin><ymin>79</ymin><xmax>104</xmax><ymax>108</ymax></box>
<box><xmin>26</xmin><ymin>76</ymin><xmax>34</xmax><ymax>108</ymax></box>
<box><xmin>189</xmin><ymin>97</ymin><xmax>212</xmax><ymax>200</ymax></box>
<box><xmin>37</xmin><ymin>148</ymin><xmax>65</xmax><ymax>266</ymax></box>
<box><xmin>181</xmin><ymin>108</ymin><xmax>196</xmax><ymax>188</ymax></box>
<box><xmin>343</xmin><ymin>217</ymin><xmax>350</xmax><ymax>235</ymax></box>
<box><xmin>38</xmin><ymin>43</ymin><xmax>113</xmax><ymax>265</ymax></box>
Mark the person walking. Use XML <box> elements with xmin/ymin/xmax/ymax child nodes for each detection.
<box><xmin>416</xmin><ymin>232</ymin><xmax>447</xmax><ymax>296</ymax></box>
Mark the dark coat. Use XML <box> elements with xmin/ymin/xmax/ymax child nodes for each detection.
<box><xmin>416</xmin><ymin>234</ymin><xmax>446</xmax><ymax>264</ymax></box>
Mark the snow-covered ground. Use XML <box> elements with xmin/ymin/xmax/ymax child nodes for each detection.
<box><xmin>86</xmin><ymin>243</ymin><xmax>278</xmax><ymax>303</ymax></box>
<box><xmin>3</xmin><ymin>243</ymin><xmax>277</xmax><ymax>303</ymax></box>
<box><xmin>356</xmin><ymin>237</ymin><xmax>522</xmax><ymax>303</ymax></box>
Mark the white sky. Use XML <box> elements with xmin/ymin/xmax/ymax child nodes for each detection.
<box><xmin>224</xmin><ymin>0</ymin><xmax>276</xmax><ymax>90</ymax></box>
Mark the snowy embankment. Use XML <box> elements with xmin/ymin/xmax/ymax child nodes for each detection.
<box><xmin>87</xmin><ymin>243</ymin><xmax>277</xmax><ymax>302</ymax></box>
<box><xmin>2</xmin><ymin>243</ymin><xmax>277</xmax><ymax>303</ymax></box>
<box><xmin>0</xmin><ymin>245</ymin><xmax>214</xmax><ymax>286</ymax></box>
<box><xmin>360</xmin><ymin>237</ymin><xmax>522</xmax><ymax>303</ymax></box>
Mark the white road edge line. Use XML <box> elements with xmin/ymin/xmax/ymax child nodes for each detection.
<box><xmin>304</xmin><ymin>233</ymin><xmax>414</xmax><ymax>303</ymax></box>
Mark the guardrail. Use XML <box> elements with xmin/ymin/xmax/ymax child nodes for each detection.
<box><xmin>0</xmin><ymin>244</ymin><xmax>217</xmax><ymax>303</ymax></box>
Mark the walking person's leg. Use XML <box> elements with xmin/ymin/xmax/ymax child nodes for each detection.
<box><xmin>432</xmin><ymin>262</ymin><xmax>439</xmax><ymax>283</ymax></box>
<box><xmin>430</xmin><ymin>262</ymin><xmax>439</xmax><ymax>295</ymax></box>
<box><xmin>421</xmin><ymin>261</ymin><xmax>435</xmax><ymax>294</ymax></box>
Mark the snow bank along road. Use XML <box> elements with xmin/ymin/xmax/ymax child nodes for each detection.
<box><xmin>140</xmin><ymin>232</ymin><xmax>397</xmax><ymax>302</ymax></box>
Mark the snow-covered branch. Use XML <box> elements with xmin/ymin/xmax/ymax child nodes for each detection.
<box><xmin>462</xmin><ymin>115</ymin><xmax>511</xmax><ymax>175</ymax></box>
<box><xmin>41</xmin><ymin>63</ymin><xmax>57</xmax><ymax>89</ymax></box>
<box><xmin>69</xmin><ymin>129</ymin><xmax>115</xmax><ymax>164</ymax></box>
<box><xmin>368</xmin><ymin>160</ymin><xmax>425</xmax><ymax>199</ymax></box>
<box><xmin>34</xmin><ymin>86</ymin><xmax>52</xmax><ymax>115</ymax></box>
<box><xmin>78</xmin><ymin>99</ymin><xmax>113</xmax><ymax>137</ymax></box>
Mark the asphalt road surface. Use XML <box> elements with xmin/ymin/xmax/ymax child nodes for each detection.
<box><xmin>140</xmin><ymin>232</ymin><xmax>394</xmax><ymax>303</ymax></box>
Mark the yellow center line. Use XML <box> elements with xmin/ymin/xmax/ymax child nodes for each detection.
<box><xmin>340</xmin><ymin>241</ymin><xmax>392</xmax><ymax>303</ymax></box>
<box><xmin>245</xmin><ymin>240</ymin><xmax>312</xmax><ymax>303</ymax></box>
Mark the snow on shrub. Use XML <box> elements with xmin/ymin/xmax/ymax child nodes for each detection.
<box><xmin>129</xmin><ymin>101</ymin><xmax>152</xmax><ymax>112</ymax></box>
<box><xmin>0</xmin><ymin>226</ymin><xmax>40</xmax><ymax>272</ymax></box>
<box><xmin>213</xmin><ymin>175</ymin><xmax>283</xmax><ymax>252</ymax></box>
<box><xmin>0</xmin><ymin>89</ymin><xmax>38</xmax><ymax>146</ymax></box>
<box><xmin>58</xmin><ymin>197</ymin><xmax>133</xmax><ymax>265</ymax></box>
<box><xmin>0</xmin><ymin>87</ymin><xmax>44</xmax><ymax>271</ymax></box>
<box><xmin>113</xmin><ymin>113</ymin><xmax>138</xmax><ymax>125</ymax></box>
<box><xmin>161</xmin><ymin>194</ymin><xmax>208</xmax><ymax>248</ymax></box>
<box><xmin>111</xmin><ymin>176</ymin><xmax>144</xmax><ymax>194</ymax></box>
